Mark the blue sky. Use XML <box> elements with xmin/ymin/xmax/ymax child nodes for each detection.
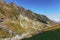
<box><xmin>4</xmin><ymin>0</ymin><xmax>60</xmax><ymax>21</ymax></box>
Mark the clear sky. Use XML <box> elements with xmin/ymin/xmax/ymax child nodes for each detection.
<box><xmin>4</xmin><ymin>0</ymin><xmax>60</xmax><ymax>21</ymax></box>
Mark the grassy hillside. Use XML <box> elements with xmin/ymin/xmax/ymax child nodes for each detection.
<box><xmin>22</xmin><ymin>28</ymin><xmax>60</xmax><ymax>40</ymax></box>
<box><xmin>0</xmin><ymin>1</ymin><xmax>60</xmax><ymax>40</ymax></box>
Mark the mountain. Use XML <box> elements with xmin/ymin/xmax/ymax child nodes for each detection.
<box><xmin>0</xmin><ymin>1</ymin><xmax>60</xmax><ymax>40</ymax></box>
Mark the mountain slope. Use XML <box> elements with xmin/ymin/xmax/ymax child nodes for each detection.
<box><xmin>0</xmin><ymin>1</ymin><xmax>60</xmax><ymax>40</ymax></box>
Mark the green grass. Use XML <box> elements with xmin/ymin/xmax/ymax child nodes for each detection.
<box><xmin>22</xmin><ymin>28</ymin><xmax>60</xmax><ymax>40</ymax></box>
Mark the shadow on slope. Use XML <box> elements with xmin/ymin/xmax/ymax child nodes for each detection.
<box><xmin>22</xmin><ymin>28</ymin><xmax>60</xmax><ymax>40</ymax></box>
